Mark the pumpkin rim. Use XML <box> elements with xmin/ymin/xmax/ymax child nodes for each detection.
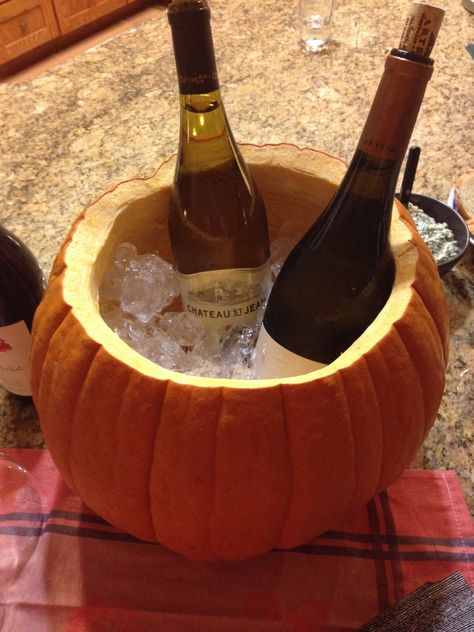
<box><xmin>59</xmin><ymin>143</ymin><xmax>427</xmax><ymax>389</ymax></box>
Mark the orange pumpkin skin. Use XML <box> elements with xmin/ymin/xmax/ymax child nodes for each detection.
<box><xmin>31</xmin><ymin>145</ymin><xmax>449</xmax><ymax>560</ymax></box>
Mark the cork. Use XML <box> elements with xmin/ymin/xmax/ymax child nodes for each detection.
<box><xmin>399</xmin><ymin>2</ymin><xmax>445</xmax><ymax>57</ymax></box>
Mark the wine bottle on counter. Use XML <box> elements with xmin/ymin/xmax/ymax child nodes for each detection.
<box><xmin>256</xmin><ymin>2</ymin><xmax>445</xmax><ymax>379</ymax></box>
<box><xmin>0</xmin><ymin>225</ymin><xmax>44</xmax><ymax>397</ymax></box>
<box><xmin>167</xmin><ymin>0</ymin><xmax>271</xmax><ymax>334</ymax></box>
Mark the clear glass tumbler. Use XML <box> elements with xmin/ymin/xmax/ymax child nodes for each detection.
<box><xmin>298</xmin><ymin>0</ymin><xmax>335</xmax><ymax>52</ymax></box>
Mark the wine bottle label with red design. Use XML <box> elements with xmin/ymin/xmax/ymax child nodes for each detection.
<box><xmin>0</xmin><ymin>321</ymin><xmax>32</xmax><ymax>396</ymax></box>
<box><xmin>178</xmin><ymin>260</ymin><xmax>271</xmax><ymax>334</ymax></box>
<box><xmin>255</xmin><ymin>324</ymin><xmax>326</xmax><ymax>379</ymax></box>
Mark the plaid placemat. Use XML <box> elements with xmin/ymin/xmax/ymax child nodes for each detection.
<box><xmin>0</xmin><ymin>448</ymin><xmax>473</xmax><ymax>631</ymax></box>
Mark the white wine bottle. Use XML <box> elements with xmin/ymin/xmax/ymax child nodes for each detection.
<box><xmin>256</xmin><ymin>2</ymin><xmax>444</xmax><ymax>379</ymax></box>
<box><xmin>167</xmin><ymin>0</ymin><xmax>271</xmax><ymax>335</ymax></box>
<box><xmin>0</xmin><ymin>225</ymin><xmax>44</xmax><ymax>396</ymax></box>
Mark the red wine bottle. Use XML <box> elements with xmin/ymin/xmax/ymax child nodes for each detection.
<box><xmin>167</xmin><ymin>0</ymin><xmax>271</xmax><ymax>335</ymax></box>
<box><xmin>256</xmin><ymin>2</ymin><xmax>444</xmax><ymax>378</ymax></box>
<box><xmin>0</xmin><ymin>225</ymin><xmax>44</xmax><ymax>396</ymax></box>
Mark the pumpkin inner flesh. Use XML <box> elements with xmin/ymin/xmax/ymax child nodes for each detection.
<box><xmin>62</xmin><ymin>146</ymin><xmax>420</xmax><ymax>387</ymax></box>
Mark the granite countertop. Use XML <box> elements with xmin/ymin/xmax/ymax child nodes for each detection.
<box><xmin>0</xmin><ymin>0</ymin><xmax>473</xmax><ymax>511</ymax></box>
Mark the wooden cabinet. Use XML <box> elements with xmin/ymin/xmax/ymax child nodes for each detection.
<box><xmin>53</xmin><ymin>0</ymin><xmax>128</xmax><ymax>35</ymax></box>
<box><xmin>0</xmin><ymin>0</ymin><xmax>59</xmax><ymax>64</ymax></box>
<box><xmin>0</xmin><ymin>0</ymin><xmax>153</xmax><ymax>70</ymax></box>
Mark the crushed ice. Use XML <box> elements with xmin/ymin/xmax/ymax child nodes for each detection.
<box><xmin>99</xmin><ymin>222</ymin><xmax>304</xmax><ymax>379</ymax></box>
<box><xmin>100</xmin><ymin>244</ymin><xmax>258</xmax><ymax>378</ymax></box>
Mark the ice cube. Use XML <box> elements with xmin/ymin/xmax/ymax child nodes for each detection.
<box><xmin>220</xmin><ymin>323</ymin><xmax>261</xmax><ymax>368</ymax></box>
<box><xmin>120</xmin><ymin>252</ymin><xmax>180</xmax><ymax>323</ymax></box>
<box><xmin>101</xmin><ymin>242</ymin><xmax>137</xmax><ymax>301</ymax></box>
<box><xmin>159</xmin><ymin>311</ymin><xmax>206</xmax><ymax>348</ymax></box>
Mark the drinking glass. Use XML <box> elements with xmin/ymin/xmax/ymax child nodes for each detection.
<box><xmin>0</xmin><ymin>452</ymin><xmax>41</xmax><ymax>589</ymax></box>
<box><xmin>298</xmin><ymin>0</ymin><xmax>335</xmax><ymax>52</ymax></box>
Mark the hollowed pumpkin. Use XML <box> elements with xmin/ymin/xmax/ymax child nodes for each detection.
<box><xmin>31</xmin><ymin>144</ymin><xmax>449</xmax><ymax>561</ymax></box>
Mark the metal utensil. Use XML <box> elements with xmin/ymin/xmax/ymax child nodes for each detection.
<box><xmin>399</xmin><ymin>146</ymin><xmax>421</xmax><ymax>207</ymax></box>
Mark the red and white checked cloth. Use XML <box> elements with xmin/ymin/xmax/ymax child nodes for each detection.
<box><xmin>0</xmin><ymin>448</ymin><xmax>473</xmax><ymax>631</ymax></box>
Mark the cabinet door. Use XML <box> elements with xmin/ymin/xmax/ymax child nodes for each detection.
<box><xmin>53</xmin><ymin>0</ymin><xmax>129</xmax><ymax>34</ymax></box>
<box><xmin>0</xmin><ymin>0</ymin><xmax>59</xmax><ymax>63</ymax></box>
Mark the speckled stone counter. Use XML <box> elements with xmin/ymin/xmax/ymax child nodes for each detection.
<box><xmin>0</xmin><ymin>0</ymin><xmax>473</xmax><ymax>512</ymax></box>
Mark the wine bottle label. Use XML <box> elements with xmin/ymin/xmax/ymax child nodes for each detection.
<box><xmin>255</xmin><ymin>324</ymin><xmax>326</xmax><ymax>379</ymax></box>
<box><xmin>178</xmin><ymin>261</ymin><xmax>271</xmax><ymax>334</ymax></box>
<box><xmin>0</xmin><ymin>321</ymin><xmax>32</xmax><ymax>396</ymax></box>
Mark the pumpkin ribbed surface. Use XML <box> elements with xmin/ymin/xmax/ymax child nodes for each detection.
<box><xmin>31</xmin><ymin>144</ymin><xmax>449</xmax><ymax>560</ymax></box>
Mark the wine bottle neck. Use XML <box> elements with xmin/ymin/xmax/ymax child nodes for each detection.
<box><xmin>357</xmin><ymin>52</ymin><xmax>433</xmax><ymax>162</ymax></box>
<box><xmin>168</xmin><ymin>3</ymin><xmax>243</xmax><ymax>174</ymax></box>
<box><xmin>175</xmin><ymin>90</ymin><xmax>234</xmax><ymax>168</ymax></box>
<box><xmin>177</xmin><ymin>89</ymin><xmax>240</xmax><ymax>171</ymax></box>
<box><xmin>168</xmin><ymin>0</ymin><xmax>219</xmax><ymax>94</ymax></box>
